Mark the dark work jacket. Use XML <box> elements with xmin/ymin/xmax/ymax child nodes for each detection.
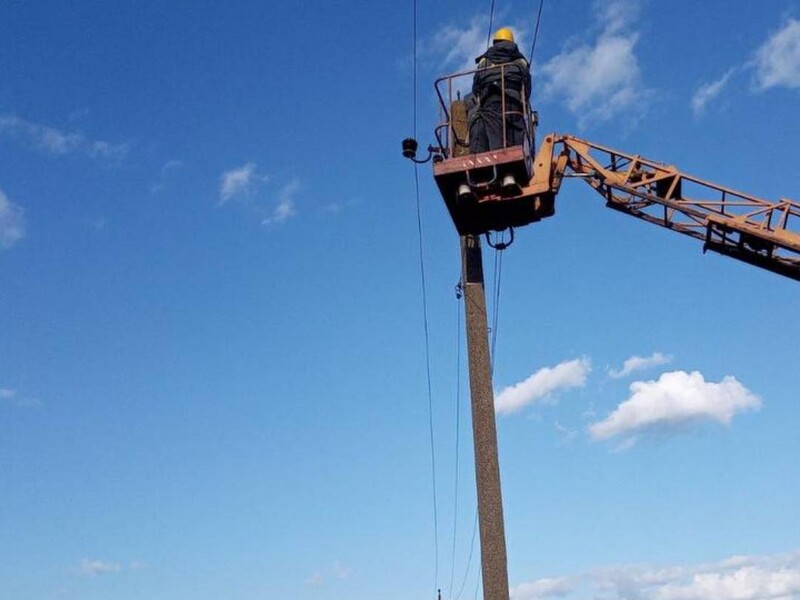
<box><xmin>472</xmin><ymin>41</ymin><xmax>531</xmax><ymax>106</ymax></box>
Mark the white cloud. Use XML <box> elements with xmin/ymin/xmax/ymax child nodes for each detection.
<box><xmin>657</xmin><ymin>565</ymin><xmax>800</xmax><ymax>600</ymax></box>
<box><xmin>754</xmin><ymin>19</ymin><xmax>800</xmax><ymax>90</ymax></box>
<box><xmin>692</xmin><ymin>68</ymin><xmax>736</xmax><ymax>115</ymax></box>
<box><xmin>589</xmin><ymin>370</ymin><xmax>761</xmax><ymax>442</ymax></box>
<box><xmin>608</xmin><ymin>352</ymin><xmax>672</xmax><ymax>379</ymax></box>
<box><xmin>539</xmin><ymin>0</ymin><xmax>644</xmax><ymax>126</ymax></box>
<box><xmin>305</xmin><ymin>561</ymin><xmax>353</xmax><ymax>587</ymax></box>
<box><xmin>330</xmin><ymin>560</ymin><xmax>352</xmax><ymax>580</ymax></box>
<box><xmin>512</xmin><ymin>577</ymin><xmax>574</xmax><ymax>599</ymax></box>
<box><xmin>0</xmin><ymin>387</ymin><xmax>41</xmax><ymax>408</ymax></box>
<box><xmin>262</xmin><ymin>179</ymin><xmax>299</xmax><ymax>226</ymax></box>
<box><xmin>426</xmin><ymin>16</ymin><xmax>492</xmax><ymax>75</ymax></box>
<box><xmin>511</xmin><ymin>551</ymin><xmax>800</xmax><ymax>600</ymax></box>
<box><xmin>219</xmin><ymin>162</ymin><xmax>261</xmax><ymax>203</ymax></box>
<box><xmin>79</xmin><ymin>558</ymin><xmax>144</xmax><ymax>576</ymax></box>
<box><xmin>151</xmin><ymin>159</ymin><xmax>184</xmax><ymax>194</ymax></box>
<box><xmin>0</xmin><ymin>188</ymin><xmax>25</xmax><ymax>249</ymax></box>
<box><xmin>495</xmin><ymin>357</ymin><xmax>591</xmax><ymax>415</ymax></box>
<box><xmin>554</xmin><ymin>421</ymin><xmax>578</xmax><ymax>444</ymax></box>
<box><xmin>305</xmin><ymin>572</ymin><xmax>324</xmax><ymax>587</ymax></box>
<box><xmin>0</xmin><ymin>115</ymin><xmax>127</xmax><ymax>160</ymax></box>
<box><xmin>422</xmin><ymin>15</ymin><xmax>529</xmax><ymax>95</ymax></box>
<box><xmin>80</xmin><ymin>559</ymin><xmax>122</xmax><ymax>576</ymax></box>
<box><xmin>218</xmin><ymin>166</ymin><xmax>298</xmax><ymax>226</ymax></box>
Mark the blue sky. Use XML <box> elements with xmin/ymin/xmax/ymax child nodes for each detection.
<box><xmin>1</xmin><ymin>1</ymin><xmax>799</xmax><ymax>599</ymax></box>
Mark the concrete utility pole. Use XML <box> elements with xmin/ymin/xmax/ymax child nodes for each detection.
<box><xmin>461</xmin><ymin>234</ymin><xmax>510</xmax><ymax>600</ymax></box>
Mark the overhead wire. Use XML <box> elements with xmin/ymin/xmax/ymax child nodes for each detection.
<box><xmin>447</xmin><ymin>287</ymin><xmax>463</xmax><ymax>600</ymax></box>
<box><xmin>411</xmin><ymin>0</ymin><xmax>439</xmax><ymax>593</ymax></box>
<box><xmin>490</xmin><ymin>238</ymin><xmax>506</xmax><ymax>375</ymax></box>
<box><xmin>453</xmin><ymin>511</ymin><xmax>479</xmax><ymax>600</ymax></box>
<box><xmin>485</xmin><ymin>0</ymin><xmax>497</xmax><ymax>49</ymax></box>
<box><xmin>528</xmin><ymin>0</ymin><xmax>546</xmax><ymax>62</ymax></box>
<box><xmin>430</xmin><ymin>0</ymin><xmax>526</xmax><ymax>596</ymax></box>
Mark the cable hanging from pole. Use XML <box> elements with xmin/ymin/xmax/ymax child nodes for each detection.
<box><xmin>411</xmin><ymin>0</ymin><xmax>439</xmax><ymax>593</ymax></box>
<box><xmin>447</xmin><ymin>285</ymin><xmax>463</xmax><ymax>600</ymax></box>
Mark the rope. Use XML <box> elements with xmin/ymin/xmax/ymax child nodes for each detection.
<box><xmin>528</xmin><ymin>0</ymin><xmax>546</xmax><ymax>62</ymax></box>
<box><xmin>411</xmin><ymin>0</ymin><xmax>439</xmax><ymax>592</ymax></box>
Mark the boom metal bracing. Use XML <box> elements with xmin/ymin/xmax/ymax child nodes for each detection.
<box><xmin>535</xmin><ymin>134</ymin><xmax>800</xmax><ymax>281</ymax></box>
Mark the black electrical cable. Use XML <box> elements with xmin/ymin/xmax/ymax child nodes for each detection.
<box><xmin>486</xmin><ymin>0</ymin><xmax>497</xmax><ymax>49</ymax></box>
<box><xmin>490</xmin><ymin>240</ymin><xmax>505</xmax><ymax>375</ymax></box>
<box><xmin>411</xmin><ymin>0</ymin><xmax>439</xmax><ymax>593</ymax></box>
<box><xmin>528</xmin><ymin>0</ymin><xmax>546</xmax><ymax>62</ymax></box>
<box><xmin>454</xmin><ymin>509</ymin><xmax>479</xmax><ymax>600</ymax></box>
<box><xmin>447</xmin><ymin>292</ymin><xmax>463</xmax><ymax>600</ymax></box>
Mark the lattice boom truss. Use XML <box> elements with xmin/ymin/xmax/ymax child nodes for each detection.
<box><xmin>552</xmin><ymin>135</ymin><xmax>800</xmax><ymax>281</ymax></box>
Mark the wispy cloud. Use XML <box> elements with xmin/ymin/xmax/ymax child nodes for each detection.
<box><xmin>0</xmin><ymin>115</ymin><xmax>127</xmax><ymax>160</ymax></box>
<box><xmin>0</xmin><ymin>188</ymin><xmax>25</xmax><ymax>249</ymax></box>
<box><xmin>79</xmin><ymin>559</ymin><xmax>144</xmax><ymax>577</ymax></box>
<box><xmin>262</xmin><ymin>179</ymin><xmax>299</xmax><ymax>226</ymax></box>
<box><xmin>80</xmin><ymin>559</ymin><xmax>122</xmax><ymax>576</ymax></box>
<box><xmin>511</xmin><ymin>551</ymin><xmax>800</xmax><ymax>600</ymax></box>
<box><xmin>320</xmin><ymin>197</ymin><xmax>360</xmax><ymax>216</ymax></box>
<box><xmin>589</xmin><ymin>370</ymin><xmax>761</xmax><ymax>443</ymax></box>
<box><xmin>608</xmin><ymin>352</ymin><xmax>672</xmax><ymax>379</ymax></box>
<box><xmin>512</xmin><ymin>577</ymin><xmax>574</xmax><ymax>599</ymax></box>
<box><xmin>1</xmin><ymin>386</ymin><xmax>40</xmax><ymax>408</ymax></box>
<box><xmin>151</xmin><ymin>159</ymin><xmax>184</xmax><ymax>194</ymax></box>
<box><xmin>218</xmin><ymin>164</ymin><xmax>299</xmax><ymax>227</ymax></box>
<box><xmin>539</xmin><ymin>0</ymin><xmax>645</xmax><ymax>127</ymax></box>
<box><xmin>693</xmin><ymin>18</ymin><xmax>800</xmax><ymax>114</ymax></box>
<box><xmin>495</xmin><ymin>357</ymin><xmax>591</xmax><ymax>415</ymax></box>
<box><xmin>754</xmin><ymin>18</ymin><xmax>800</xmax><ymax>90</ymax></box>
<box><xmin>424</xmin><ymin>15</ymin><xmax>491</xmax><ymax>74</ymax></box>
<box><xmin>219</xmin><ymin>162</ymin><xmax>267</xmax><ymax>204</ymax></box>
<box><xmin>691</xmin><ymin>68</ymin><xmax>736</xmax><ymax>115</ymax></box>
<box><xmin>305</xmin><ymin>561</ymin><xmax>353</xmax><ymax>588</ymax></box>
<box><xmin>422</xmin><ymin>15</ymin><xmax>528</xmax><ymax>82</ymax></box>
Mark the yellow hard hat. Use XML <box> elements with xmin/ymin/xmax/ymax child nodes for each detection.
<box><xmin>493</xmin><ymin>27</ymin><xmax>514</xmax><ymax>43</ymax></box>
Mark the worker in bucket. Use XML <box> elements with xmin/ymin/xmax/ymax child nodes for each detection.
<box><xmin>468</xmin><ymin>27</ymin><xmax>531</xmax><ymax>188</ymax></box>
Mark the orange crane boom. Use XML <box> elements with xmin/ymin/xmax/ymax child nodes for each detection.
<box><xmin>530</xmin><ymin>134</ymin><xmax>800</xmax><ymax>281</ymax></box>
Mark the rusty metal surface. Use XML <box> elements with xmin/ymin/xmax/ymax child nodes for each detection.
<box><xmin>433</xmin><ymin>67</ymin><xmax>534</xmax><ymax>159</ymax></box>
<box><xmin>433</xmin><ymin>146</ymin><xmax>527</xmax><ymax>176</ymax></box>
<box><xmin>429</xmin><ymin>65</ymin><xmax>799</xmax><ymax>281</ymax></box>
<box><xmin>554</xmin><ymin>134</ymin><xmax>800</xmax><ymax>281</ymax></box>
<box><xmin>450</xmin><ymin>100</ymin><xmax>471</xmax><ymax>158</ymax></box>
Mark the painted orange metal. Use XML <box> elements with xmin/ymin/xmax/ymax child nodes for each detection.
<box><xmin>429</xmin><ymin>67</ymin><xmax>799</xmax><ymax>280</ymax></box>
<box><xmin>553</xmin><ymin>134</ymin><xmax>800</xmax><ymax>281</ymax></box>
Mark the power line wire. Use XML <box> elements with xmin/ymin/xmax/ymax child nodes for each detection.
<box><xmin>411</xmin><ymin>0</ymin><xmax>439</xmax><ymax>592</ymax></box>
<box><xmin>454</xmin><ymin>509</ymin><xmax>479</xmax><ymax>600</ymax></box>
<box><xmin>490</xmin><ymin>240</ymin><xmax>506</xmax><ymax>375</ymax></box>
<box><xmin>485</xmin><ymin>0</ymin><xmax>497</xmax><ymax>49</ymax></box>
<box><xmin>528</xmin><ymin>0</ymin><xmax>546</xmax><ymax>62</ymax></box>
<box><xmin>447</xmin><ymin>290</ymin><xmax>463</xmax><ymax>600</ymax></box>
